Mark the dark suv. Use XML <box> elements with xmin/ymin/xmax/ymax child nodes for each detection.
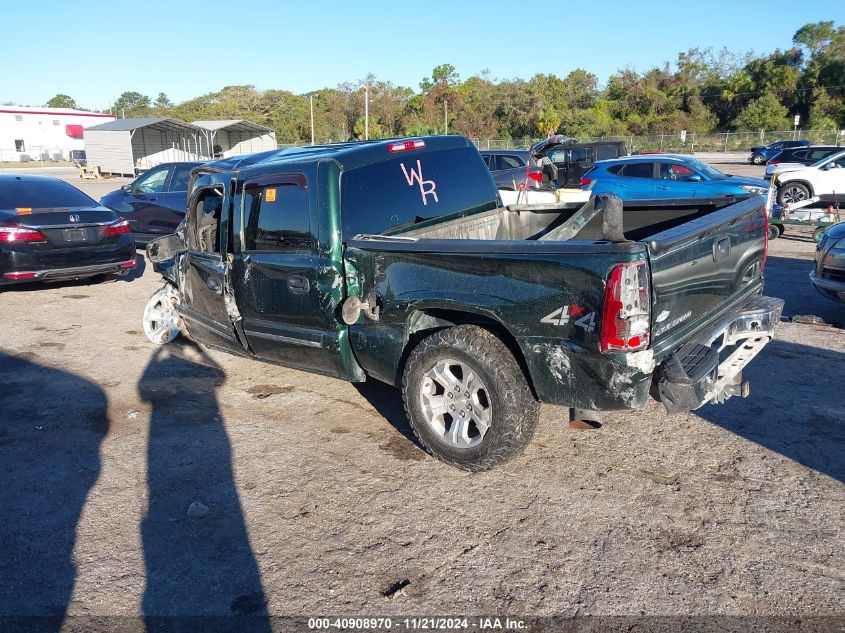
<box><xmin>748</xmin><ymin>140</ymin><xmax>810</xmax><ymax>165</ymax></box>
<box><xmin>768</xmin><ymin>145</ymin><xmax>841</xmax><ymax>166</ymax></box>
<box><xmin>481</xmin><ymin>136</ymin><xmax>628</xmax><ymax>190</ymax></box>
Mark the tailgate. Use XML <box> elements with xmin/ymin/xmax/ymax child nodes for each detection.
<box><xmin>643</xmin><ymin>196</ymin><xmax>767</xmax><ymax>353</ymax></box>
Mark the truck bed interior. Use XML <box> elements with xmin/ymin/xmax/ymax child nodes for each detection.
<box><xmin>395</xmin><ymin>196</ymin><xmax>748</xmax><ymax>243</ymax></box>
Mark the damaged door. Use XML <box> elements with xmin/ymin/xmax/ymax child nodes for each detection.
<box><xmin>177</xmin><ymin>174</ymin><xmax>243</xmax><ymax>355</ymax></box>
<box><xmin>231</xmin><ymin>173</ymin><xmax>350</xmax><ymax>378</ymax></box>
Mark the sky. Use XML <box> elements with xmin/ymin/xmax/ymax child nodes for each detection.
<box><xmin>1</xmin><ymin>0</ymin><xmax>840</xmax><ymax>111</ymax></box>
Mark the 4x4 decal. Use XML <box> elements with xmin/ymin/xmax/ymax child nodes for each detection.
<box><xmin>541</xmin><ymin>304</ymin><xmax>595</xmax><ymax>332</ymax></box>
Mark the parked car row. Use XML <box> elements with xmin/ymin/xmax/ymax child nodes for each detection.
<box><xmin>580</xmin><ymin>154</ymin><xmax>769</xmax><ymax>200</ymax></box>
<box><xmin>480</xmin><ymin>136</ymin><xmax>627</xmax><ymax>190</ymax></box>
<box><xmin>748</xmin><ymin>139</ymin><xmax>810</xmax><ymax>165</ymax></box>
<box><xmin>765</xmin><ymin>149</ymin><xmax>845</xmax><ymax>205</ymax></box>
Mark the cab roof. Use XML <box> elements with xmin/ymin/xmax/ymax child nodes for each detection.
<box><xmin>206</xmin><ymin>135</ymin><xmax>474</xmax><ymax>178</ymax></box>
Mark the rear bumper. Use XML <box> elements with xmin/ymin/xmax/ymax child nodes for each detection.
<box><xmin>656</xmin><ymin>295</ymin><xmax>784</xmax><ymax>413</ymax></box>
<box><xmin>1</xmin><ymin>258</ymin><xmax>137</xmax><ymax>285</ymax></box>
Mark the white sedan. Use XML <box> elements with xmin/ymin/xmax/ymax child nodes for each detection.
<box><xmin>767</xmin><ymin>149</ymin><xmax>845</xmax><ymax>205</ymax></box>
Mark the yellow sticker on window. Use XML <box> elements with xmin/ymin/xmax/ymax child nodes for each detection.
<box><xmin>265</xmin><ymin>188</ymin><xmax>276</xmax><ymax>202</ymax></box>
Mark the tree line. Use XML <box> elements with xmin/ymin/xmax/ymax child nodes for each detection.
<box><xmin>44</xmin><ymin>21</ymin><xmax>845</xmax><ymax>144</ymax></box>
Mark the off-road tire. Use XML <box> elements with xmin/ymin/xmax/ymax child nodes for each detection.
<box><xmin>401</xmin><ymin>325</ymin><xmax>539</xmax><ymax>471</ymax></box>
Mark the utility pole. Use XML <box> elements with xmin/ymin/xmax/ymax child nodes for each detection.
<box><xmin>444</xmin><ymin>100</ymin><xmax>448</xmax><ymax>135</ymax></box>
<box><xmin>310</xmin><ymin>95</ymin><xmax>315</xmax><ymax>146</ymax></box>
<box><xmin>364</xmin><ymin>83</ymin><xmax>369</xmax><ymax>141</ymax></box>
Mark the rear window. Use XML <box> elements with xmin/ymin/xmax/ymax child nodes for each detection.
<box><xmin>809</xmin><ymin>149</ymin><xmax>834</xmax><ymax>160</ymax></box>
<box><xmin>595</xmin><ymin>144</ymin><xmax>620</xmax><ymax>160</ymax></box>
<box><xmin>496</xmin><ymin>154</ymin><xmax>524</xmax><ymax>170</ymax></box>
<box><xmin>169</xmin><ymin>165</ymin><xmax>194</xmax><ymax>191</ymax></box>
<box><xmin>341</xmin><ymin>146</ymin><xmax>497</xmax><ymax>238</ymax></box>
<box><xmin>620</xmin><ymin>163</ymin><xmax>654</xmax><ymax>178</ymax></box>
<box><xmin>569</xmin><ymin>147</ymin><xmax>592</xmax><ymax>163</ymax></box>
<box><xmin>0</xmin><ymin>179</ymin><xmax>97</xmax><ymax>210</ymax></box>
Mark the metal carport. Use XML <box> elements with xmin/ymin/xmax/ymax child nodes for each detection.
<box><xmin>83</xmin><ymin>118</ymin><xmax>204</xmax><ymax>176</ymax></box>
<box><xmin>192</xmin><ymin>120</ymin><xmax>277</xmax><ymax>159</ymax></box>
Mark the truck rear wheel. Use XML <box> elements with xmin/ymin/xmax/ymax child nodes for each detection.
<box><xmin>401</xmin><ymin>325</ymin><xmax>539</xmax><ymax>471</ymax></box>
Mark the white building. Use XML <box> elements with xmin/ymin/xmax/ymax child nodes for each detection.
<box><xmin>0</xmin><ymin>106</ymin><xmax>115</xmax><ymax>162</ymax></box>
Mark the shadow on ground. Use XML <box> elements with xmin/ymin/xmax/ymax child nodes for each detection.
<box><xmin>698</xmin><ymin>339</ymin><xmax>845</xmax><ymax>484</ymax></box>
<box><xmin>764</xmin><ymin>255</ymin><xmax>843</xmax><ymax>326</ymax></box>
<box><xmin>138</xmin><ymin>341</ymin><xmax>271</xmax><ymax>631</ymax></box>
<box><xmin>0</xmin><ymin>351</ymin><xmax>108</xmax><ymax>630</ymax></box>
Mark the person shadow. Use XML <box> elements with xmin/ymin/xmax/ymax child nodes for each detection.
<box><xmin>138</xmin><ymin>342</ymin><xmax>271</xmax><ymax>632</ymax></box>
<box><xmin>0</xmin><ymin>351</ymin><xmax>109</xmax><ymax>632</ymax></box>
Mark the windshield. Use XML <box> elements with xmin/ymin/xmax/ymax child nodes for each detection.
<box><xmin>685</xmin><ymin>158</ymin><xmax>726</xmax><ymax>180</ymax></box>
<box><xmin>0</xmin><ymin>180</ymin><xmax>97</xmax><ymax>210</ymax></box>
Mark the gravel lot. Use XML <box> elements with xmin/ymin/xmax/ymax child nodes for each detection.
<box><xmin>0</xmin><ymin>161</ymin><xmax>842</xmax><ymax>623</ymax></box>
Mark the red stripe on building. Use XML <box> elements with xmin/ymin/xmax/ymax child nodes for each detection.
<box><xmin>0</xmin><ymin>108</ymin><xmax>114</xmax><ymax>118</ymax></box>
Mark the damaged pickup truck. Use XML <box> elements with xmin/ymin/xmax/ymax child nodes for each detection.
<box><xmin>145</xmin><ymin>136</ymin><xmax>783</xmax><ymax>471</ymax></box>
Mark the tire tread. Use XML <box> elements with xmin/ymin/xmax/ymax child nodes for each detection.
<box><xmin>401</xmin><ymin>325</ymin><xmax>539</xmax><ymax>471</ymax></box>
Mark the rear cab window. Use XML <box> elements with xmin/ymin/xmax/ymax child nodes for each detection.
<box><xmin>341</xmin><ymin>146</ymin><xmax>497</xmax><ymax>238</ymax></box>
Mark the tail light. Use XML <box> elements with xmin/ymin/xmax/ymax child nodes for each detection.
<box><xmin>3</xmin><ymin>271</ymin><xmax>37</xmax><ymax>280</ymax></box>
<box><xmin>104</xmin><ymin>218</ymin><xmax>131</xmax><ymax>236</ymax></box>
<box><xmin>580</xmin><ymin>177</ymin><xmax>592</xmax><ymax>187</ymax></box>
<box><xmin>769</xmin><ymin>160</ymin><xmax>780</xmax><ymax>165</ymax></box>
<box><xmin>600</xmin><ymin>261</ymin><xmax>650</xmax><ymax>353</ymax></box>
<box><xmin>0</xmin><ymin>224</ymin><xmax>47</xmax><ymax>242</ymax></box>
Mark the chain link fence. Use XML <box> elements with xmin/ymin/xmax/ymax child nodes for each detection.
<box><xmin>471</xmin><ymin>129</ymin><xmax>845</xmax><ymax>153</ymax></box>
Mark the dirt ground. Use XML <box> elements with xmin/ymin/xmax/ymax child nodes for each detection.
<box><xmin>0</xmin><ymin>161</ymin><xmax>842</xmax><ymax>623</ymax></box>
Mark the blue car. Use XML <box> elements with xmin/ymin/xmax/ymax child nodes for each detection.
<box><xmin>581</xmin><ymin>155</ymin><xmax>770</xmax><ymax>201</ymax></box>
<box><xmin>99</xmin><ymin>161</ymin><xmax>203</xmax><ymax>245</ymax></box>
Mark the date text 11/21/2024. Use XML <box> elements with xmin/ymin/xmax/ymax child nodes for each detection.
<box><xmin>308</xmin><ymin>617</ymin><xmax>526</xmax><ymax>630</ymax></box>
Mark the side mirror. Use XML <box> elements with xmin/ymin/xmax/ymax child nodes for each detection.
<box><xmin>121</xmin><ymin>184</ymin><xmax>133</xmax><ymax>193</ymax></box>
<box><xmin>685</xmin><ymin>174</ymin><xmax>703</xmax><ymax>182</ymax></box>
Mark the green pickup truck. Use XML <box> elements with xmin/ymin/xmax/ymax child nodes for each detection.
<box><xmin>145</xmin><ymin>136</ymin><xmax>784</xmax><ymax>471</ymax></box>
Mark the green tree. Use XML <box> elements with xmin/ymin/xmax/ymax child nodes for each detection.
<box><xmin>535</xmin><ymin>108</ymin><xmax>562</xmax><ymax>136</ymax></box>
<box><xmin>809</xmin><ymin>87</ymin><xmax>842</xmax><ymax>129</ymax></box>
<box><xmin>793</xmin><ymin>21</ymin><xmax>836</xmax><ymax>61</ymax></box>
<box><xmin>733</xmin><ymin>93</ymin><xmax>791</xmax><ymax>130</ymax></box>
<box><xmin>46</xmin><ymin>94</ymin><xmax>78</xmax><ymax>109</ymax></box>
<box><xmin>154</xmin><ymin>92</ymin><xmax>173</xmax><ymax>110</ymax></box>
<box><xmin>113</xmin><ymin>91</ymin><xmax>151</xmax><ymax>117</ymax></box>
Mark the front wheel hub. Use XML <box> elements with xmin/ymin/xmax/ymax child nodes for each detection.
<box><xmin>143</xmin><ymin>286</ymin><xmax>182</xmax><ymax>345</ymax></box>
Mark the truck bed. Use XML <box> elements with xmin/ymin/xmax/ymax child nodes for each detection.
<box><xmin>394</xmin><ymin>195</ymin><xmax>751</xmax><ymax>243</ymax></box>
